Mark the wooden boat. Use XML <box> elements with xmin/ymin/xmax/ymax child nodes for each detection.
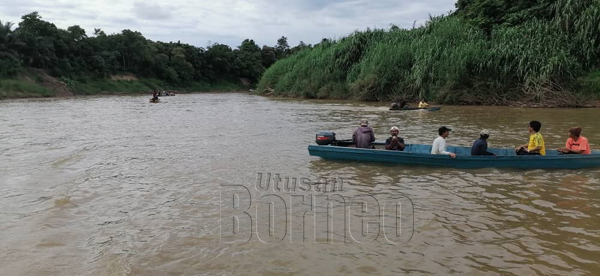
<box><xmin>149</xmin><ymin>98</ymin><xmax>160</xmax><ymax>103</ymax></box>
<box><xmin>389</xmin><ymin>106</ymin><xmax>441</xmax><ymax>111</ymax></box>
<box><xmin>308</xmin><ymin>140</ymin><xmax>600</xmax><ymax>169</ymax></box>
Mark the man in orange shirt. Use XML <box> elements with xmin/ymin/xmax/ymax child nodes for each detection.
<box><xmin>558</xmin><ymin>127</ymin><xmax>591</xmax><ymax>154</ymax></box>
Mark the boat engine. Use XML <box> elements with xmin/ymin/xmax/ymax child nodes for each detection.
<box><xmin>316</xmin><ymin>131</ymin><xmax>336</xmax><ymax>145</ymax></box>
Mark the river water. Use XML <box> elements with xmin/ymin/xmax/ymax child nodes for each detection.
<box><xmin>1</xmin><ymin>93</ymin><xmax>599</xmax><ymax>275</ymax></box>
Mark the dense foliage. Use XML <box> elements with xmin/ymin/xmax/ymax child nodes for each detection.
<box><xmin>258</xmin><ymin>0</ymin><xmax>600</xmax><ymax>105</ymax></box>
<box><xmin>0</xmin><ymin>12</ymin><xmax>310</xmax><ymax>86</ymax></box>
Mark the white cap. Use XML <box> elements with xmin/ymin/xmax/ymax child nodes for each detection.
<box><xmin>390</xmin><ymin>126</ymin><xmax>399</xmax><ymax>131</ymax></box>
<box><xmin>480</xmin><ymin>129</ymin><xmax>490</xmax><ymax>136</ymax></box>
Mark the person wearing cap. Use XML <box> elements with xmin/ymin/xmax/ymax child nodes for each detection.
<box><xmin>385</xmin><ymin>126</ymin><xmax>405</xmax><ymax>151</ymax></box>
<box><xmin>471</xmin><ymin>129</ymin><xmax>495</xmax><ymax>156</ymax></box>
<box><xmin>516</xmin><ymin>120</ymin><xmax>545</xmax><ymax>155</ymax></box>
<box><xmin>353</xmin><ymin>119</ymin><xmax>376</xmax><ymax>149</ymax></box>
<box><xmin>431</xmin><ymin>126</ymin><xmax>456</xmax><ymax>158</ymax></box>
<box><xmin>558</xmin><ymin>126</ymin><xmax>591</xmax><ymax>154</ymax></box>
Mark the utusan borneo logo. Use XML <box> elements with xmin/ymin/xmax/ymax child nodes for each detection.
<box><xmin>220</xmin><ymin>173</ymin><xmax>414</xmax><ymax>244</ymax></box>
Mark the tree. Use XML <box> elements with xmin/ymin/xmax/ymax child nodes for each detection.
<box><xmin>67</xmin><ymin>25</ymin><xmax>87</xmax><ymax>42</ymax></box>
<box><xmin>234</xmin><ymin>39</ymin><xmax>264</xmax><ymax>82</ymax></box>
<box><xmin>291</xmin><ymin>40</ymin><xmax>309</xmax><ymax>54</ymax></box>
<box><xmin>275</xmin><ymin>36</ymin><xmax>290</xmax><ymax>59</ymax></box>
<box><xmin>93</xmin><ymin>28</ymin><xmax>106</xmax><ymax>37</ymax></box>
<box><xmin>261</xmin><ymin>45</ymin><xmax>277</xmax><ymax>68</ymax></box>
<box><xmin>15</xmin><ymin>12</ymin><xmax>60</xmax><ymax>69</ymax></box>
<box><xmin>0</xmin><ymin>20</ymin><xmax>21</xmax><ymax>76</ymax></box>
<box><xmin>169</xmin><ymin>46</ymin><xmax>194</xmax><ymax>82</ymax></box>
<box><xmin>205</xmin><ymin>43</ymin><xmax>234</xmax><ymax>80</ymax></box>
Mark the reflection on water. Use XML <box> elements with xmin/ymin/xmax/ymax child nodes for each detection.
<box><xmin>0</xmin><ymin>94</ymin><xmax>599</xmax><ymax>275</ymax></box>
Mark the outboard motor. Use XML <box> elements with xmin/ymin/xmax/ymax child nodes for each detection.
<box><xmin>315</xmin><ymin>131</ymin><xmax>336</xmax><ymax>145</ymax></box>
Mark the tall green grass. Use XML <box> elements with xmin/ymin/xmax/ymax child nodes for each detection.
<box><xmin>258</xmin><ymin>0</ymin><xmax>600</xmax><ymax>105</ymax></box>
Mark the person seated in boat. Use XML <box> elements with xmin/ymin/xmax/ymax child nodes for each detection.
<box><xmin>471</xmin><ymin>129</ymin><xmax>495</xmax><ymax>156</ymax></box>
<box><xmin>557</xmin><ymin>126</ymin><xmax>591</xmax><ymax>154</ymax></box>
<box><xmin>391</xmin><ymin>102</ymin><xmax>399</xmax><ymax>109</ymax></box>
<box><xmin>516</xmin><ymin>120</ymin><xmax>545</xmax><ymax>155</ymax></box>
<box><xmin>385</xmin><ymin>126</ymin><xmax>405</xmax><ymax>151</ymax></box>
<box><xmin>399</xmin><ymin>101</ymin><xmax>410</xmax><ymax>109</ymax></box>
<box><xmin>418</xmin><ymin>101</ymin><xmax>429</xmax><ymax>108</ymax></box>
<box><xmin>431</xmin><ymin>126</ymin><xmax>456</xmax><ymax>158</ymax></box>
<box><xmin>353</xmin><ymin>119</ymin><xmax>376</xmax><ymax>149</ymax></box>
<box><xmin>152</xmin><ymin>90</ymin><xmax>159</xmax><ymax>101</ymax></box>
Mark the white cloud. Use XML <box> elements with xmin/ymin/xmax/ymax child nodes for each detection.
<box><xmin>0</xmin><ymin>0</ymin><xmax>456</xmax><ymax>48</ymax></box>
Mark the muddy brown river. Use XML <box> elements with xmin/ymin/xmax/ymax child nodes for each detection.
<box><xmin>1</xmin><ymin>93</ymin><xmax>599</xmax><ymax>275</ymax></box>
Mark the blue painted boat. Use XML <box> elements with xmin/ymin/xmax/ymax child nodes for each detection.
<box><xmin>308</xmin><ymin>140</ymin><xmax>600</xmax><ymax>169</ymax></box>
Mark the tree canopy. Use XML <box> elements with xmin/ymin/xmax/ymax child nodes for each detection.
<box><xmin>0</xmin><ymin>12</ymin><xmax>311</xmax><ymax>86</ymax></box>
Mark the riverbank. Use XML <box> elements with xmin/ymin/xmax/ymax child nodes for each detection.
<box><xmin>254</xmin><ymin>69</ymin><xmax>600</xmax><ymax>108</ymax></box>
<box><xmin>0</xmin><ymin>69</ymin><xmax>246</xmax><ymax>100</ymax></box>
<box><xmin>254</xmin><ymin>88</ymin><xmax>600</xmax><ymax>108</ymax></box>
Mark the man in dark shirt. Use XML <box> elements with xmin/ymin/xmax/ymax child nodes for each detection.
<box><xmin>471</xmin><ymin>129</ymin><xmax>495</xmax><ymax>156</ymax></box>
<box><xmin>385</xmin><ymin>126</ymin><xmax>405</xmax><ymax>151</ymax></box>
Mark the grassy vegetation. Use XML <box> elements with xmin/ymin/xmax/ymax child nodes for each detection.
<box><xmin>257</xmin><ymin>0</ymin><xmax>600</xmax><ymax>106</ymax></box>
<box><xmin>0</xmin><ymin>79</ymin><xmax>54</xmax><ymax>99</ymax></box>
<box><xmin>576</xmin><ymin>70</ymin><xmax>600</xmax><ymax>100</ymax></box>
<box><xmin>0</xmin><ymin>71</ymin><xmax>245</xmax><ymax>99</ymax></box>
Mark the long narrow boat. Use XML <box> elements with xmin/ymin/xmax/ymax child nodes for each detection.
<box><xmin>389</xmin><ymin>106</ymin><xmax>442</xmax><ymax>111</ymax></box>
<box><xmin>308</xmin><ymin>140</ymin><xmax>600</xmax><ymax>169</ymax></box>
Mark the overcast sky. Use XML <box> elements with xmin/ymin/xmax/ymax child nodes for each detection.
<box><xmin>0</xmin><ymin>0</ymin><xmax>456</xmax><ymax>48</ymax></box>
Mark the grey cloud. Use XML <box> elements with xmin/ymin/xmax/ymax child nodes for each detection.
<box><xmin>132</xmin><ymin>2</ymin><xmax>174</xmax><ymax>20</ymax></box>
<box><xmin>292</xmin><ymin>0</ymin><xmax>350</xmax><ymax>11</ymax></box>
<box><xmin>0</xmin><ymin>0</ymin><xmax>457</xmax><ymax>48</ymax></box>
<box><xmin>99</xmin><ymin>16</ymin><xmax>141</xmax><ymax>32</ymax></box>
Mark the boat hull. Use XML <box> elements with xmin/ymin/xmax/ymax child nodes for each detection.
<box><xmin>308</xmin><ymin>144</ymin><xmax>600</xmax><ymax>169</ymax></box>
<box><xmin>389</xmin><ymin>106</ymin><xmax>441</xmax><ymax>111</ymax></box>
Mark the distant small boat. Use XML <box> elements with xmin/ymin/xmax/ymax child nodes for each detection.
<box><xmin>389</xmin><ymin>106</ymin><xmax>441</xmax><ymax>111</ymax></box>
<box><xmin>149</xmin><ymin>98</ymin><xmax>160</xmax><ymax>103</ymax></box>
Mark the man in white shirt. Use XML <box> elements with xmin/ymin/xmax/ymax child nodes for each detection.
<box><xmin>432</xmin><ymin>126</ymin><xmax>457</xmax><ymax>158</ymax></box>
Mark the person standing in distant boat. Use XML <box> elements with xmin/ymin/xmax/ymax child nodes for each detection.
<box><xmin>353</xmin><ymin>119</ymin><xmax>376</xmax><ymax>149</ymax></box>
<box><xmin>516</xmin><ymin>120</ymin><xmax>545</xmax><ymax>155</ymax></box>
<box><xmin>431</xmin><ymin>126</ymin><xmax>456</xmax><ymax>158</ymax></box>
<box><xmin>471</xmin><ymin>129</ymin><xmax>496</xmax><ymax>156</ymax></box>
<box><xmin>558</xmin><ymin>126</ymin><xmax>591</xmax><ymax>154</ymax></box>
<box><xmin>152</xmin><ymin>90</ymin><xmax>159</xmax><ymax>101</ymax></box>
<box><xmin>385</xmin><ymin>126</ymin><xmax>405</xmax><ymax>151</ymax></box>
